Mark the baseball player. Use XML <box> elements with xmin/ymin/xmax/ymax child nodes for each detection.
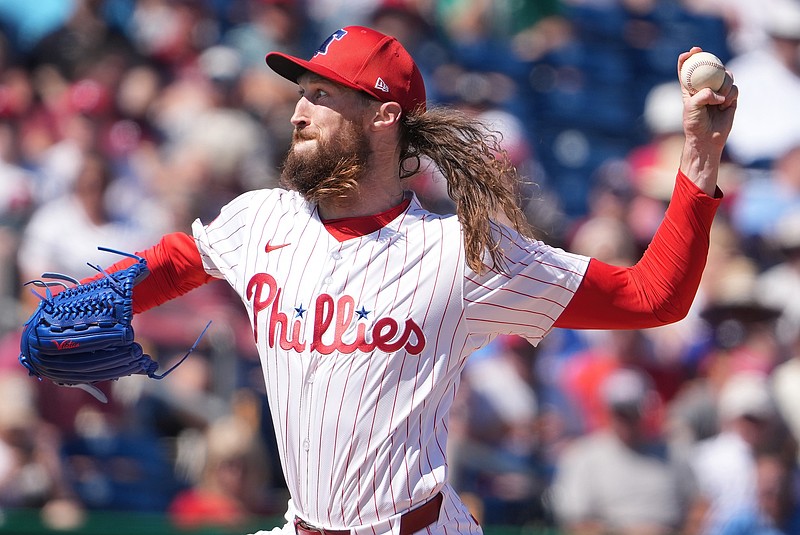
<box><xmin>80</xmin><ymin>26</ymin><xmax>737</xmax><ymax>535</ymax></box>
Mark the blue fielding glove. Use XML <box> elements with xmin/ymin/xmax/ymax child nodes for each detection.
<box><xmin>19</xmin><ymin>248</ymin><xmax>209</xmax><ymax>402</ymax></box>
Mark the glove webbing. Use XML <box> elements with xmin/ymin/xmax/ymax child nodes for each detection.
<box><xmin>20</xmin><ymin>247</ymin><xmax>211</xmax><ymax>403</ymax></box>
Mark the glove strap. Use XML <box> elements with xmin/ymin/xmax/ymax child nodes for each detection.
<box><xmin>149</xmin><ymin>320</ymin><xmax>213</xmax><ymax>380</ymax></box>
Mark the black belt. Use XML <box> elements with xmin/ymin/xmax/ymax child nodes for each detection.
<box><xmin>294</xmin><ymin>492</ymin><xmax>443</xmax><ymax>535</ymax></box>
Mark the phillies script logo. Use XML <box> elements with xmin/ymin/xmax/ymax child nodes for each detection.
<box><xmin>53</xmin><ymin>340</ymin><xmax>80</xmax><ymax>350</ymax></box>
<box><xmin>246</xmin><ymin>273</ymin><xmax>425</xmax><ymax>355</ymax></box>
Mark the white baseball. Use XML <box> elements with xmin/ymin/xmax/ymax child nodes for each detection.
<box><xmin>680</xmin><ymin>51</ymin><xmax>726</xmax><ymax>95</ymax></box>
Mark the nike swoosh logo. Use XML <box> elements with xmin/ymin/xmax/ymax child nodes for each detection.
<box><xmin>265</xmin><ymin>241</ymin><xmax>290</xmax><ymax>253</ymax></box>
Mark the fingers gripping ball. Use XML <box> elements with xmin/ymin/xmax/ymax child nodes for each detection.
<box><xmin>19</xmin><ymin>248</ymin><xmax>210</xmax><ymax>403</ymax></box>
<box><xmin>680</xmin><ymin>51</ymin><xmax>726</xmax><ymax>95</ymax></box>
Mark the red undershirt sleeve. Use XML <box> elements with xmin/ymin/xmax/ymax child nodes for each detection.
<box><xmin>554</xmin><ymin>170</ymin><xmax>722</xmax><ymax>330</ymax></box>
<box><xmin>80</xmin><ymin>232</ymin><xmax>214</xmax><ymax>314</ymax></box>
<box><xmin>79</xmin><ymin>172</ymin><xmax>718</xmax><ymax>328</ymax></box>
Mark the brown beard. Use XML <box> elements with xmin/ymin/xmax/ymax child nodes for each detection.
<box><xmin>280</xmin><ymin>120</ymin><xmax>371</xmax><ymax>203</ymax></box>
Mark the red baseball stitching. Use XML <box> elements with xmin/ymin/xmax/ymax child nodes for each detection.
<box><xmin>684</xmin><ymin>60</ymin><xmax>723</xmax><ymax>92</ymax></box>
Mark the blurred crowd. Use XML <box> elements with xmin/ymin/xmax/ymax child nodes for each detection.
<box><xmin>1</xmin><ymin>0</ymin><xmax>800</xmax><ymax>534</ymax></box>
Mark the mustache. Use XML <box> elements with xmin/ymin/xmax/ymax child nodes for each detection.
<box><xmin>292</xmin><ymin>129</ymin><xmax>317</xmax><ymax>143</ymax></box>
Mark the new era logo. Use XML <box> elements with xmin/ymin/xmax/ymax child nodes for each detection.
<box><xmin>375</xmin><ymin>77</ymin><xmax>389</xmax><ymax>93</ymax></box>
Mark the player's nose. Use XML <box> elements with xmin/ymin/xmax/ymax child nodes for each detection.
<box><xmin>291</xmin><ymin>97</ymin><xmax>311</xmax><ymax>128</ymax></box>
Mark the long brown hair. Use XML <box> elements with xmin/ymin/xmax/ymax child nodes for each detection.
<box><xmin>399</xmin><ymin>106</ymin><xmax>536</xmax><ymax>273</ymax></box>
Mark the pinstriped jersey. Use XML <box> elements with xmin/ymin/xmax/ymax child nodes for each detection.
<box><xmin>192</xmin><ymin>188</ymin><xmax>589</xmax><ymax>534</ymax></box>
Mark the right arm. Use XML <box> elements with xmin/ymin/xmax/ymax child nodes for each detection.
<box><xmin>81</xmin><ymin>232</ymin><xmax>214</xmax><ymax>313</ymax></box>
<box><xmin>556</xmin><ymin>170</ymin><xmax>720</xmax><ymax>330</ymax></box>
<box><xmin>556</xmin><ymin>48</ymin><xmax>736</xmax><ymax>330</ymax></box>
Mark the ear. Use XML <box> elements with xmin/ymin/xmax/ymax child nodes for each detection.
<box><xmin>368</xmin><ymin>101</ymin><xmax>402</xmax><ymax>132</ymax></box>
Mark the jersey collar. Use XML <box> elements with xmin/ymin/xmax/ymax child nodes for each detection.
<box><xmin>322</xmin><ymin>197</ymin><xmax>411</xmax><ymax>242</ymax></box>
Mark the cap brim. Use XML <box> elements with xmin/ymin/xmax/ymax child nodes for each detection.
<box><xmin>266</xmin><ymin>52</ymin><xmax>373</xmax><ymax>98</ymax></box>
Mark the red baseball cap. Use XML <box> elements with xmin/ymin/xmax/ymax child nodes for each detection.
<box><xmin>265</xmin><ymin>26</ymin><xmax>426</xmax><ymax>114</ymax></box>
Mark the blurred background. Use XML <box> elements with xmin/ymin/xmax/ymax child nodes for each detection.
<box><xmin>1</xmin><ymin>0</ymin><xmax>800</xmax><ymax>534</ymax></box>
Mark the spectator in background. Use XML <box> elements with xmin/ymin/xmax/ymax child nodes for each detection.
<box><xmin>696</xmin><ymin>256</ymin><xmax>784</xmax><ymax>379</ymax></box>
<box><xmin>718</xmin><ymin>451</ymin><xmax>800</xmax><ymax>535</ymax></box>
<box><xmin>60</xmin><ymin>405</ymin><xmax>178</xmax><ymax>513</ymax></box>
<box><xmin>17</xmin><ymin>150</ymin><xmax>160</xmax><ymax>288</ymax></box>
<box><xmin>667</xmin><ymin>256</ymin><xmax>782</xmax><ymax>450</ymax></box>
<box><xmin>756</xmin><ymin>210</ymin><xmax>800</xmax><ymax>345</ymax></box>
<box><xmin>448</xmin><ymin>335</ymin><xmax>545</xmax><ymax>527</ymax></box>
<box><xmin>692</xmin><ymin>0</ymin><xmax>800</xmax><ymax>54</ymax></box>
<box><xmin>118</xmin><ymin>350</ymin><xmax>230</xmax><ymax>446</ymax></box>
<box><xmin>0</xmin><ymin>121</ymin><xmax>34</xmax><ymax>327</ymax></box>
<box><xmin>127</xmin><ymin>0</ymin><xmax>219</xmax><ymax>73</ymax></box>
<box><xmin>567</xmin><ymin>162</ymin><xmax>640</xmax><ymax>265</ymax></box>
<box><xmin>0</xmin><ymin>374</ymin><xmax>84</xmax><ymax>530</ymax></box>
<box><xmin>664</xmin><ymin>249</ymin><xmax>784</xmax><ymax>458</ymax></box>
<box><xmin>302</xmin><ymin>0</ymin><xmax>378</xmax><ymax>39</ymax></box>
<box><xmin>724</xmin><ymin>0</ymin><xmax>800</xmax><ymax>168</ymax></box>
<box><xmin>689</xmin><ymin>371</ymin><xmax>789</xmax><ymax>535</ymax></box>
<box><xmin>168</xmin><ymin>412</ymin><xmax>275</xmax><ymax>530</ymax></box>
<box><xmin>557</xmin><ymin>329</ymin><xmax>668</xmax><ymax>436</ymax></box>
<box><xmin>550</xmin><ymin>368</ymin><xmax>696</xmax><ymax>535</ymax></box>
<box><xmin>27</xmin><ymin>0</ymin><xmax>132</xmax><ymax>83</ymax></box>
<box><xmin>629</xmin><ymin>81</ymin><xmax>700</xmax><ymax>236</ymax></box>
<box><xmin>28</xmin><ymin>110</ymin><xmax>99</xmax><ymax>206</ymax></box>
<box><xmin>729</xmin><ymin>145</ymin><xmax>800</xmax><ymax>264</ymax></box>
<box><xmin>223</xmin><ymin>0</ymin><xmax>306</xmax><ymax>70</ymax></box>
<box><xmin>0</xmin><ymin>0</ymin><xmax>793</xmax><ymax>529</ymax></box>
<box><xmin>767</xmin><ymin>225</ymin><xmax>800</xmax><ymax>465</ymax></box>
<box><xmin>101</xmin><ymin>62</ymin><xmax>177</xmax><ymax>237</ymax></box>
<box><xmin>628</xmin><ymin>80</ymin><xmax>745</xmax><ymax>241</ymax></box>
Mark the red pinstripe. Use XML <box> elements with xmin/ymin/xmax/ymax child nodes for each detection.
<box><xmin>192</xmin><ymin>188</ymin><xmax>588</xmax><ymax>534</ymax></box>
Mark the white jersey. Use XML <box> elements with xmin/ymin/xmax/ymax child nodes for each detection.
<box><xmin>192</xmin><ymin>188</ymin><xmax>589</xmax><ymax>535</ymax></box>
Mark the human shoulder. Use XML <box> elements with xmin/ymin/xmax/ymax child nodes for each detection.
<box><xmin>230</xmin><ymin>186</ymin><xmax>304</xmax><ymax>205</ymax></box>
<box><xmin>24</xmin><ymin>196</ymin><xmax>88</xmax><ymax>234</ymax></box>
<box><xmin>727</xmin><ymin>46</ymin><xmax>776</xmax><ymax>72</ymax></box>
<box><xmin>691</xmin><ymin>431</ymin><xmax>747</xmax><ymax>467</ymax></box>
<box><xmin>559</xmin><ymin>431</ymin><xmax>617</xmax><ymax>463</ymax></box>
<box><xmin>219</xmin><ymin>187</ymin><xmax>311</xmax><ymax>218</ymax></box>
<box><xmin>392</xmin><ymin>194</ymin><xmax>463</xmax><ymax>239</ymax></box>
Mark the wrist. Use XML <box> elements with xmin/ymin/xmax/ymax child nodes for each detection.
<box><xmin>679</xmin><ymin>139</ymin><xmax>722</xmax><ymax>196</ymax></box>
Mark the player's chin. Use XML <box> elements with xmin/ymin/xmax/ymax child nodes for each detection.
<box><xmin>290</xmin><ymin>139</ymin><xmax>320</xmax><ymax>156</ymax></box>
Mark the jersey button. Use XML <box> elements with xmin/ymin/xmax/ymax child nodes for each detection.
<box><xmin>303</xmin><ymin>439</ymin><xmax>310</xmax><ymax>451</ymax></box>
<box><xmin>331</xmin><ymin>252</ymin><xmax>342</xmax><ymax>260</ymax></box>
<box><xmin>307</xmin><ymin>373</ymin><xmax>315</xmax><ymax>383</ymax></box>
<box><xmin>323</xmin><ymin>276</ymin><xmax>333</xmax><ymax>285</ymax></box>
